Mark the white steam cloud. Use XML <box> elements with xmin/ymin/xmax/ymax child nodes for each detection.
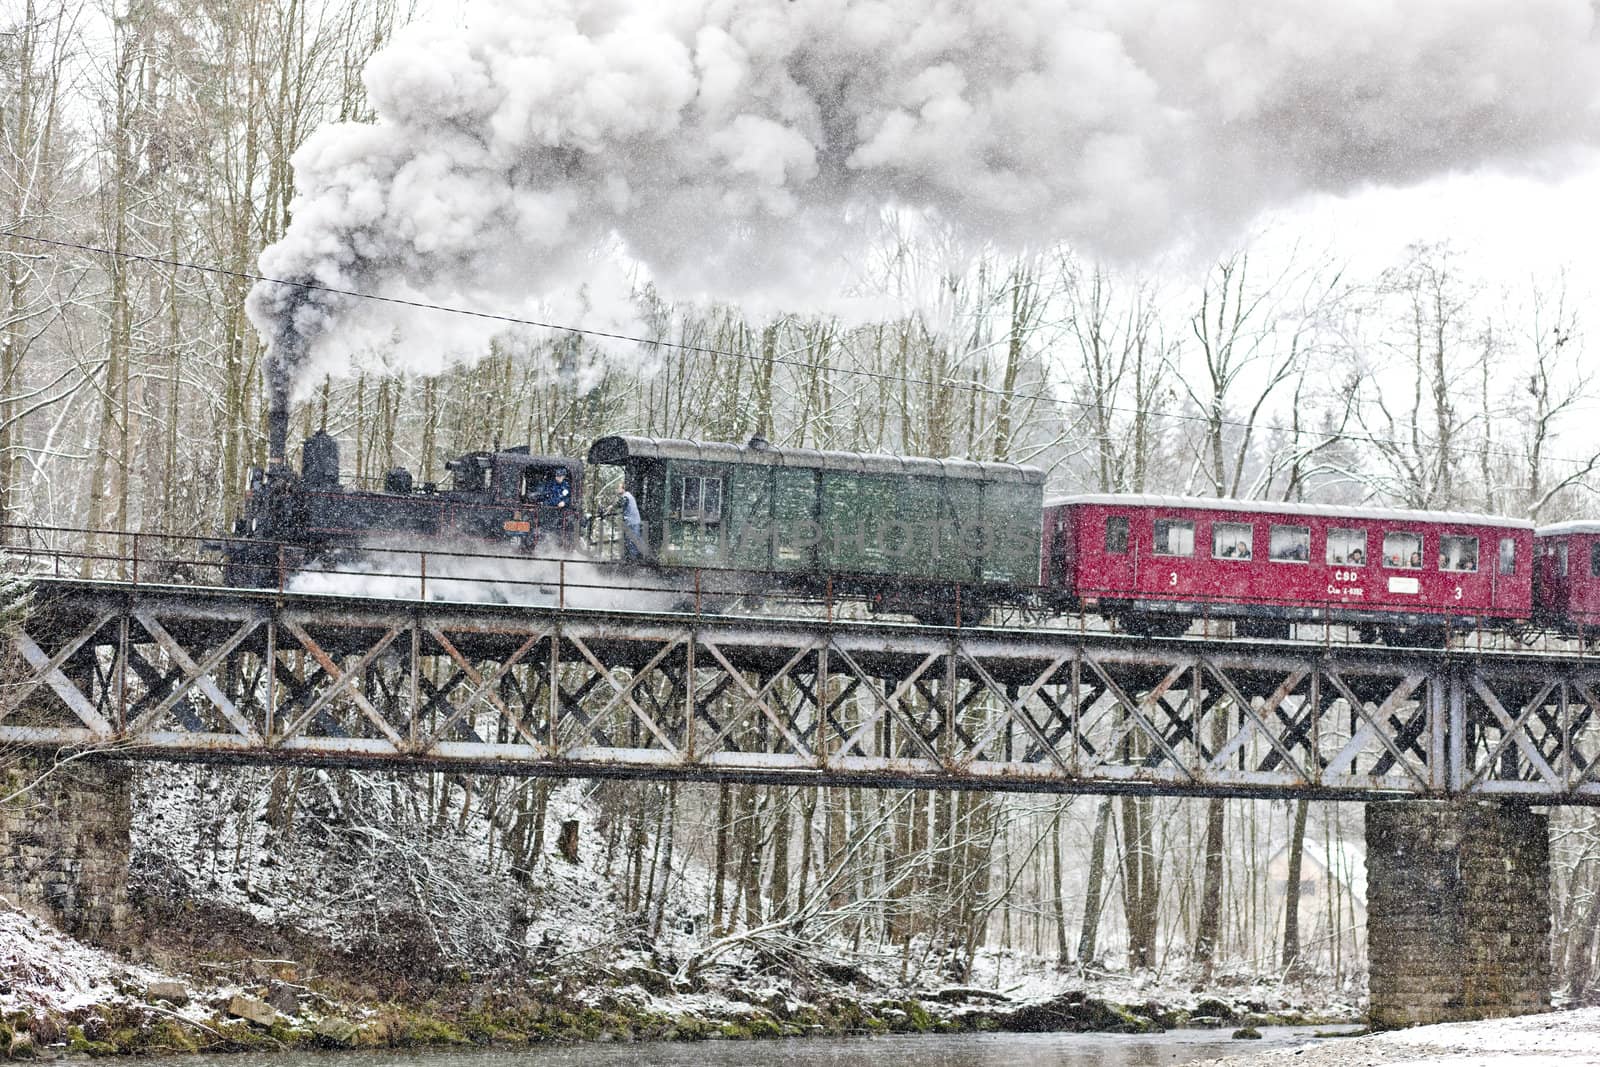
<box><xmin>249</xmin><ymin>0</ymin><xmax>1600</xmax><ymax>395</ymax></box>
<box><xmin>285</xmin><ymin>536</ymin><xmax>706</xmax><ymax>613</ymax></box>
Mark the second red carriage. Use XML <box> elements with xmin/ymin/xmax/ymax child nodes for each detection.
<box><xmin>1532</xmin><ymin>521</ymin><xmax>1600</xmax><ymax>633</ymax></box>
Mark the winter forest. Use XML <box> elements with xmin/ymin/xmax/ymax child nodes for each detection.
<box><xmin>7</xmin><ymin>0</ymin><xmax>1600</xmax><ymax>1016</ymax></box>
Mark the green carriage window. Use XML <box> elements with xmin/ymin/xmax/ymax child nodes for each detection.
<box><xmin>678</xmin><ymin>475</ymin><xmax>722</xmax><ymax>523</ymax></box>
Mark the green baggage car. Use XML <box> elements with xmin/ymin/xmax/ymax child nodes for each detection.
<box><xmin>586</xmin><ymin>434</ymin><xmax>1045</xmax><ymax>623</ymax></box>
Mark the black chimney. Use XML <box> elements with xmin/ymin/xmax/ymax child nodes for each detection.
<box><xmin>268</xmin><ymin>382</ymin><xmax>289</xmax><ymax>470</ymax></box>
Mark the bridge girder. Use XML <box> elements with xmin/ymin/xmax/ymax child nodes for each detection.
<box><xmin>4</xmin><ymin>579</ymin><xmax>1599</xmax><ymax>803</ymax></box>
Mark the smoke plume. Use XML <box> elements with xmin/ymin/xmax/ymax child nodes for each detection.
<box><xmin>249</xmin><ymin>0</ymin><xmax>1600</xmax><ymax>396</ymax></box>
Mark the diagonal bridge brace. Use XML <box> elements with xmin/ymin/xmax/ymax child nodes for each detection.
<box><xmin>1321</xmin><ymin>669</ymin><xmax>1430</xmax><ymax>790</ymax></box>
<box><xmin>955</xmin><ymin>649</ymin><xmax>1074</xmax><ymax>776</ymax></box>
<box><xmin>1080</xmin><ymin>657</ymin><xmax>1198</xmax><ymax>782</ymax></box>
<box><xmin>566</xmin><ymin>635</ymin><xmax>683</xmax><ymax>755</ymax></box>
<box><xmin>830</xmin><ymin>645</ymin><xmax>945</xmax><ymax>765</ymax></box>
<box><xmin>1200</xmin><ymin>659</ymin><xmax>1311</xmax><ymax>781</ymax></box>
<box><xmin>699</xmin><ymin>639</ymin><xmax>817</xmax><ymax>760</ymax></box>
<box><xmin>424</xmin><ymin>626</ymin><xmax>548</xmax><ymax>753</ymax></box>
<box><xmin>3</xmin><ymin>614</ymin><xmax>117</xmax><ymax>732</ymax></box>
<box><xmin>1464</xmin><ymin>674</ymin><xmax>1563</xmax><ymax>791</ymax></box>
<box><xmin>278</xmin><ymin>619</ymin><xmax>405</xmax><ymax>749</ymax></box>
<box><xmin>128</xmin><ymin>613</ymin><xmax>262</xmax><ymax>742</ymax></box>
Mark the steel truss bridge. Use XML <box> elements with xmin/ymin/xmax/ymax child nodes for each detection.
<box><xmin>4</xmin><ymin>578</ymin><xmax>1600</xmax><ymax>804</ymax></box>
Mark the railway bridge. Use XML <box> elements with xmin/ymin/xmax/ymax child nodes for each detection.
<box><xmin>2</xmin><ymin>558</ymin><xmax>1590</xmax><ymax>1026</ymax></box>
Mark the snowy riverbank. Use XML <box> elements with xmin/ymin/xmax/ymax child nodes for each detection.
<box><xmin>1</xmin><ymin>896</ymin><xmax>1358</xmax><ymax>1057</ymax></box>
<box><xmin>1193</xmin><ymin>1006</ymin><xmax>1600</xmax><ymax>1066</ymax></box>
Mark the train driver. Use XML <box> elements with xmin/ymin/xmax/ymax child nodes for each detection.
<box><xmin>535</xmin><ymin>468</ymin><xmax>571</xmax><ymax>509</ymax></box>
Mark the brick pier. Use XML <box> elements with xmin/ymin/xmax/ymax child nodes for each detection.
<box><xmin>0</xmin><ymin>759</ymin><xmax>131</xmax><ymax>940</ymax></box>
<box><xmin>1366</xmin><ymin>800</ymin><xmax>1551</xmax><ymax>1027</ymax></box>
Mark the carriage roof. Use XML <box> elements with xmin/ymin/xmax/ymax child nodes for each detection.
<box><xmin>588</xmin><ymin>435</ymin><xmax>1045</xmax><ymax>484</ymax></box>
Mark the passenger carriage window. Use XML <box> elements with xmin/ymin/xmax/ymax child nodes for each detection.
<box><xmin>1438</xmin><ymin>535</ymin><xmax>1479</xmax><ymax>572</ymax></box>
<box><xmin>1153</xmin><ymin>518</ymin><xmax>1194</xmax><ymax>557</ymax></box>
<box><xmin>1105</xmin><ymin>516</ymin><xmax>1129</xmax><ymax>554</ymax></box>
<box><xmin>1500</xmin><ymin>538</ymin><xmax>1516</xmax><ymax>576</ymax></box>
<box><xmin>1383</xmin><ymin>531</ymin><xmax>1423</xmax><ymax>569</ymax></box>
<box><xmin>1557</xmin><ymin>542</ymin><xmax>1569</xmax><ymax>577</ymax></box>
<box><xmin>1590</xmin><ymin>541</ymin><xmax>1600</xmax><ymax>577</ymax></box>
<box><xmin>1327</xmin><ymin>528</ymin><xmax>1367</xmax><ymax>566</ymax></box>
<box><xmin>1212</xmin><ymin>522</ymin><xmax>1253</xmax><ymax>560</ymax></box>
<box><xmin>1269</xmin><ymin>525</ymin><xmax>1310</xmax><ymax>563</ymax></box>
<box><xmin>677</xmin><ymin>475</ymin><xmax>723</xmax><ymax>523</ymax></box>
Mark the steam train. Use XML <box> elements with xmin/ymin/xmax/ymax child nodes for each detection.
<box><xmin>221</xmin><ymin>426</ymin><xmax>1600</xmax><ymax>643</ymax></box>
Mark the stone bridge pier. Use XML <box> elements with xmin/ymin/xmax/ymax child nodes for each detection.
<box><xmin>0</xmin><ymin>758</ymin><xmax>131</xmax><ymax>940</ymax></box>
<box><xmin>1366</xmin><ymin>800</ymin><xmax>1552</xmax><ymax>1028</ymax></box>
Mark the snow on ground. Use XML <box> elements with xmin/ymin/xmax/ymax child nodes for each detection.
<box><xmin>0</xmin><ymin>904</ymin><xmax>164</xmax><ymax>1016</ymax></box>
<box><xmin>128</xmin><ymin>762</ymin><xmax>1362</xmax><ymax>1028</ymax></box>
<box><xmin>1011</xmin><ymin>963</ymin><xmax>1361</xmax><ymax>1020</ymax></box>
<box><xmin>131</xmin><ymin>765</ymin><xmax>632</xmax><ymax>969</ymax></box>
<box><xmin>1194</xmin><ymin>1007</ymin><xmax>1600</xmax><ymax>1066</ymax></box>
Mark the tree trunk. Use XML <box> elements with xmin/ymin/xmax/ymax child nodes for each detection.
<box><xmin>1051</xmin><ymin>810</ymin><xmax>1070</xmax><ymax>968</ymax></box>
<box><xmin>712</xmin><ymin>783</ymin><xmax>731</xmax><ymax>933</ymax></box>
<box><xmin>795</xmin><ymin>790</ymin><xmax>817</xmax><ymax>914</ymax></box>
<box><xmin>1078</xmin><ymin>795</ymin><xmax>1113</xmax><ymax>965</ymax></box>
<box><xmin>767</xmin><ymin>788</ymin><xmax>791</xmax><ymax>916</ymax></box>
<box><xmin>1121</xmin><ymin>792</ymin><xmax>1159</xmax><ymax>970</ymax></box>
<box><xmin>1193</xmin><ymin>797</ymin><xmax>1226</xmax><ymax>969</ymax></box>
<box><xmin>1281</xmin><ymin>797</ymin><xmax>1310</xmax><ymax>970</ymax></box>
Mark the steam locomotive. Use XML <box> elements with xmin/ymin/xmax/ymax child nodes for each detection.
<box><xmin>223</xmin><ymin>429</ymin><xmax>585</xmax><ymax>587</ymax></box>
<box><xmin>221</xmin><ymin>422</ymin><xmax>1598</xmax><ymax>644</ymax></box>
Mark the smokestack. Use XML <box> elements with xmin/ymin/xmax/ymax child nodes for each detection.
<box><xmin>268</xmin><ymin>383</ymin><xmax>289</xmax><ymax>469</ymax></box>
<box><xmin>265</xmin><ymin>328</ymin><xmax>299</xmax><ymax>470</ymax></box>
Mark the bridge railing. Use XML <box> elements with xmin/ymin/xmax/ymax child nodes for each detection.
<box><xmin>0</xmin><ymin>522</ymin><xmax>1047</xmax><ymax>630</ymax></box>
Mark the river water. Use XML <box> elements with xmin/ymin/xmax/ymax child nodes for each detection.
<box><xmin>178</xmin><ymin>1027</ymin><xmax>1356</xmax><ymax>1067</ymax></box>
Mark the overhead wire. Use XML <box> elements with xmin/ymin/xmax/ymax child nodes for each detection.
<box><xmin>4</xmin><ymin>228</ymin><xmax>1595</xmax><ymax>471</ymax></box>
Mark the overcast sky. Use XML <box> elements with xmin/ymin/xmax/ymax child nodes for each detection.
<box><xmin>1277</xmin><ymin>152</ymin><xmax>1600</xmax><ymax>296</ymax></box>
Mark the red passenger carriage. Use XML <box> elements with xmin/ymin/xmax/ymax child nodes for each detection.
<box><xmin>1042</xmin><ymin>496</ymin><xmax>1533</xmax><ymax>641</ymax></box>
<box><xmin>1533</xmin><ymin>522</ymin><xmax>1600</xmax><ymax>632</ymax></box>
